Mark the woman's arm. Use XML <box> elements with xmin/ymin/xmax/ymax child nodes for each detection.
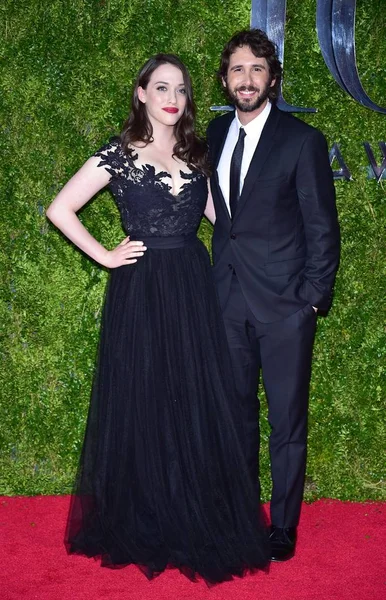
<box><xmin>204</xmin><ymin>180</ymin><xmax>216</xmax><ymax>225</ymax></box>
<box><xmin>46</xmin><ymin>157</ymin><xmax>146</xmax><ymax>267</ymax></box>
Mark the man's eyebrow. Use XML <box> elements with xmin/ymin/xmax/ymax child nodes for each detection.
<box><xmin>230</xmin><ymin>63</ymin><xmax>267</xmax><ymax>70</ymax></box>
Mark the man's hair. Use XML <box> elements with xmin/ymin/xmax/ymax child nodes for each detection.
<box><xmin>218</xmin><ymin>28</ymin><xmax>282</xmax><ymax>102</ymax></box>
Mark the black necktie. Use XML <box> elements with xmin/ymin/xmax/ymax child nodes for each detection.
<box><xmin>229</xmin><ymin>127</ymin><xmax>246</xmax><ymax>219</ymax></box>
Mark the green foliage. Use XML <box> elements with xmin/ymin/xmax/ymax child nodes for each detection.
<box><xmin>0</xmin><ymin>0</ymin><xmax>384</xmax><ymax>499</ymax></box>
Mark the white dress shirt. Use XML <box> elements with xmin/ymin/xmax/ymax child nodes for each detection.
<box><xmin>217</xmin><ymin>101</ymin><xmax>272</xmax><ymax>214</ymax></box>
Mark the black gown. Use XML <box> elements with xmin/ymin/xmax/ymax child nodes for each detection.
<box><xmin>65</xmin><ymin>139</ymin><xmax>270</xmax><ymax>583</ymax></box>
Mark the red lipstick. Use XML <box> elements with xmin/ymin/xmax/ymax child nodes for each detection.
<box><xmin>162</xmin><ymin>107</ymin><xmax>179</xmax><ymax>114</ymax></box>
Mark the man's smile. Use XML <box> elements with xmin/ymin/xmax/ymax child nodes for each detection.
<box><xmin>235</xmin><ymin>87</ymin><xmax>259</xmax><ymax>99</ymax></box>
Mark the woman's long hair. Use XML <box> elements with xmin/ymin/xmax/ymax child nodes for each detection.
<box><xmin>120</xmin><ymin>54</ymin><xmax>210</xmax><ymax>176</ymax></box>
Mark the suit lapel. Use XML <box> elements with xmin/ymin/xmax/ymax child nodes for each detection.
<box><xmin>233</xmin><ymin>105</ymin><xmax>281</xmax><ymax>223</ymax></box>
<box><xmin>211</xmin><ymin>112</ymin><xmax>234</xmax><ymax>223</ymax></box>
<box><xmin>213</xmin><ymin>112</ymin><xmax>234</xmax><ymax>168</ymax></box>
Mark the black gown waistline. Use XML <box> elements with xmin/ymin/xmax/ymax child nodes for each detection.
<box><xmin>133</xmin><ymin>233</ymin><xmax>198</xmax><ymax>249</ymax></box>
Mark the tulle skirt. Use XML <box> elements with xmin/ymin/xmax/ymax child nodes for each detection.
<box><xmin>65</xmin><ymin>236</ymin><xmax>269</xmax><ymax>583</ymax></box>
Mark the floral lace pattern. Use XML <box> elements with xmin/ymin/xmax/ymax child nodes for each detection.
<box><xmin>95</xmin><ymin>140</ymin><xmax>208</xmax><ymax>238</ymax></box>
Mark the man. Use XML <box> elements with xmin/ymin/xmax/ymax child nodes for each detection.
<box><xmin>207</xmin><ymin>29</ymin><xmax>340</xmax><ymax>561</ymax></box>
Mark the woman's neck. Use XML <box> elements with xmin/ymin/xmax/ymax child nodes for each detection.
<box><xmin>149</xmin><ymin>120</ymin><xmax>176</xmax><ymax>150</ymax></box>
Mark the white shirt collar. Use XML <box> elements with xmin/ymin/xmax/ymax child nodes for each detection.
<box><xmin>234</xmin><ymin>100</ymin><xmax>272</xmax><ymax>140</ymax></box>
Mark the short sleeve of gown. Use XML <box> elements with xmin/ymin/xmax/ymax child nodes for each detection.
<box><xmin>93</xmin><ymin>138</ymin><xmax>127</xmax><ymax>180</ymax></box>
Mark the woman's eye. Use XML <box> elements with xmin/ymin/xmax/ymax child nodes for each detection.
<box><xmin>157</xmin><ymin>86</ymin><xmax>167</xmax><ymax>91</ymax></box>
<box><xmin>178</xmin><ymin>88</ymin><xmax>186</xmax><ymax>95</ymax></box>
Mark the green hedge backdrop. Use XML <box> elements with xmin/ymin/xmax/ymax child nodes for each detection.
<box><xmin>0</xmin><ymin>0</ymin><xmax>384</xmax><ymax>500</ymax></box>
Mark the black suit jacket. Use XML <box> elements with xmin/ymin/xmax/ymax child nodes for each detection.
<box><xmin>207</xmin><ymin>104</ymin><xmax>340</xmax><ymax>323</ymax></box>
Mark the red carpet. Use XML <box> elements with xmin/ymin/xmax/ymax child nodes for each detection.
<box><xmin>1</xmin><ymin>496</ymin><xmax>384</xmax><ymax>600</ymax></box>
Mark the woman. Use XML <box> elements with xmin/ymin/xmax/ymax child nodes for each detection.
<box><xmin>47</xmin><ymin>54</ymin><xmax>269</xmax><ymax>583</ymax></box>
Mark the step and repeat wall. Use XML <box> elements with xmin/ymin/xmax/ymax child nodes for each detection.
<box><xmin>0</xmin><ymin>0</ymin><xmax>384</xmax><ymax>499</ymax></box>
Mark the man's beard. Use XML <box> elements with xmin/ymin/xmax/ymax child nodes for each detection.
<box><xmin>227</xmin><ymin>81</ymin><xmax>272</xmax><ymax>113</ymax></box>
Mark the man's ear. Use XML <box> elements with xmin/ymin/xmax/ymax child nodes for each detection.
<box><xmin>270</xmin><ymin>78</ymin><xmax>276</xmax><ymax>88</ymax></box>
<box><xmin>137</xmin><ymin>86</ymin><xmax>146</xmax><ymax>103</ymax></box>
<box><xmin>221</xmin><ymin>77</ymin><xmax>227</xmax><ymax>88</ymax></box>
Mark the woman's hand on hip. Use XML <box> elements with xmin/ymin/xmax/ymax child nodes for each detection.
<box><xmin>102</xmin><ymin>237</ymin><xmax>147</xmax><ymax>268</ymax></box>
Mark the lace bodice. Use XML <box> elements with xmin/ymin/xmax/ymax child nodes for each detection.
<box><xmin>95</xmin><ymin>140</ymin><xmax>208</xmax><ymax>238</ymax></box>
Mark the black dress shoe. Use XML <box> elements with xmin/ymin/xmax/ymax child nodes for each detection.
<box><xmin>269</xmin><ymin>526</ymin><xmax>297</xmax><ymax>562</ymax></box>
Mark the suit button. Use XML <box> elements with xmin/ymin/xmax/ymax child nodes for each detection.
<box><xmin>228</xmin><ymin>264</ymin><xmax>233</xmax><ymax>270</ymax></box>
<box><xmin>230</xmin><ymin>233</ymin><xmax>236</xmax><ymax>239</ymax></box>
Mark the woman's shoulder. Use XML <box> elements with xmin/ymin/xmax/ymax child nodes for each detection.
<box><xmin>93</xmin><ymin>137</ymin><xmax>131</xmax><ymax>177</ymax></box>
<box><xmin>94</xmin><ymin>136</ymin><xmax>124</xmax><ymax>159</ymax></box>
